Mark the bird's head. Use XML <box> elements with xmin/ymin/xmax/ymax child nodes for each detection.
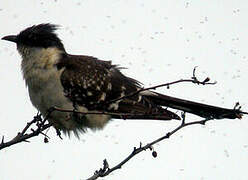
<box><xmin>2</xmin><ymin>23</ymin><xmax>65</xmax><ymax>52</ymax></box>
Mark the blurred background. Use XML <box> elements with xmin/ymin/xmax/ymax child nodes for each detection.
<box><xmin>0</xmin><ymin>1</ymin><xmax>248</xmax><ymax>179</ymax></box>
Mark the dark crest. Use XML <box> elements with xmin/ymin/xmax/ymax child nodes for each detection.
<box><xmin>17</xmin><ymin>23</ymin><xmax>65</xmax><ymax>51</ymax></box>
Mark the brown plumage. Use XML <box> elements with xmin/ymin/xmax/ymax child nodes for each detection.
<box><xmin>58</xmin><ymin>53</ymin><xmax>241</xmax><ymax>121</ymax></box>
<box><xmin>2</xmin><ymin>23</ymin><xmax>242</xmax><ymax>136</ymax></box>
<box><xmin>58</xmin><ymin>54</ymin><xmax>180</xmax><ymax>120</ymax></box>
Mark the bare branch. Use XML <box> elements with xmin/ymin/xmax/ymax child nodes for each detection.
<box><xmin>86</xmin><ymin>114</ymin><xmax>213</xmax><ymax>180</ymax></box>
<box><xmin>94</xmin><ymin>77</ymin><xmax>217</xmax><ymax>109</ymax></box>
<box><xmin>0</xmin><ymin>69</ymin><xmax>247</xmax><ymax>180</ymax></box>
<box><xmin>0</xmin><ymin>112</ymin><xmax>52</xmax><ymax>150</ymax></box>
<box><xmin>0</xmin><ymin>69</ymin><xmax>220</xmax><ymax>150</ymax></box>
<box><xmin>0</xmin><ymin>70</ymin><xmax>246</xmax><ymax>155</ymax></box>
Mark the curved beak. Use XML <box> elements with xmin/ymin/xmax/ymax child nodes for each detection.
<box><xmin>2</xmin><ymin>35</ymin><xmax>17</xmax><ymax>43</ymax></box>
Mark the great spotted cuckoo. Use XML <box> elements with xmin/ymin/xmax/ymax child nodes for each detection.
<box><xmin>2</xmin><ymin>24</ymin><xmax>241</xmax><ymax>136</ymax></box>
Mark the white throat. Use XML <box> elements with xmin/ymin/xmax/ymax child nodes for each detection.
<box><xmin>18</xmin><ymin>46</ymin><xmax>63</xmax><ymax>85</ymax></box>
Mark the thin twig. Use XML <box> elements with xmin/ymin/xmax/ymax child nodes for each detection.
<box><xmin>0</xmin><ymin>70</ymin><xmax>247</xmax><ymax>180</ymax></box>
<box><xmin>0</xmin><ymin>71</ymin><xmax>217</xmax><ymax>150</ymax></box>
<box><xmin>0</xmin><ymin>75</ymin><xmax>246</xmax><ymax>152</ymax></box>
<box><xmin>86</xmin><ymin>115</ymin><xmax>213</xmax><ymax>180</ymax></box>
<box><xmin>0</xmin><ymin>123</ymin><xmax>52</xmax><ymax>150</ymax></box>
<box><xmin>94</xmin><ymin>78</ymin><xmax>216</xmax><ymax>109</ymax></box>
<box><xmin>0</xmin><ymin>112</ymin><xmax>52</xmax><ymax>150</ymax></box>
<box><xmin>52</xmin><ymin>107</ymin><xmax>178</xmax><ymax>120</ymax></box>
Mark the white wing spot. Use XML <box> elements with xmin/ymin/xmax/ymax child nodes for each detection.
<box><xmin>140</xmin><ymin>90</ymin><xmax>158</xmax><ymax>96</ymax></box>
<box><xmin>77</xmin><ymin>80</ymin><xmax>81</xmax><ymax>86</ymax></box>
<box><xmin>107</xmin><ymin>83</ymin><xmax>112</xmax><ymax>90</ymax></box>
<box><xmin>99</xmin><ymin>92</ymin><xmax>106</xmax><ymax>101</ymax></box>
<box><xmin>120</xmin><ymin>91</ymin><xmax>125</xmax><ymax>97</ymax></box>
<box><xmin>70</xmin><ymin>81</ymin><xmax>74</xmax><ymax>86</ymax></box>
<box><xmin>87</xmin><ymin>91</ymin><xmax>93</xmax><ymax>96</ymax></box>
<box><xmin>83</xmin><ymin>81</ymin><xmax>87</xmax><ymax>89</ymax></box>
<box><xmin>121</xmin><ymin>86</ymin><xmax>126</xmax><ymax>90</ymax></box>
<box><xmin>108</xmin><ymin>102</ymin><xmax>119</xmax><ymax>110</ymax></box>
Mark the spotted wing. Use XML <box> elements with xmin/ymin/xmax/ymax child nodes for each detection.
<box><xmin>58</xmin><ymin>54</ymin><xmax>179</xmax><ymax>120</ymax></box>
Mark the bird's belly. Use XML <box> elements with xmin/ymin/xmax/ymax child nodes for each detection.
<box><xmin>26</xmin><ymin>68</ymin><xmax>110</xmax><ymax>134</ymax></box>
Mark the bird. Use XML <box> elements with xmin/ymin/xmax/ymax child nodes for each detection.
<box><xmin>2</xmin><ymin>23</ymin><xmax>242</xmax><ymax>137</ymax></box>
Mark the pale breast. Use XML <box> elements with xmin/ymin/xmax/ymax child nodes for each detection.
<box><xmin>20</xmin><ymin>46</ymin><xmax>111</xmax><ymax>134</ymax></box>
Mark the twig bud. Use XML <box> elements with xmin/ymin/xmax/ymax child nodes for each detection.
<box><xmin>152</xmin><ymin>151</ymin><xmax>157</xmax><ymax>158</ymax></box>
<box><xmin>202</xmin><ymin>77</ymin><xmax>210</xmax><ymax>83</ymax></box>
<box><xmin>44</xmin><ymin>137</ymin><xmax>49</xmax><ymax>143</ymax></box>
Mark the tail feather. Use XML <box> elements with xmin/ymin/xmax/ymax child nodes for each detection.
<box><xmin>111</xmin><ymin>110</ymin><xmax>180</xmax><ymax>121</ymax></box>
<box><xmin>144</xmin><ymin>92</ymin><xmax>241</xmax><ymax>119</ymax></box>
<box><xmin>113</xmin><ymin>99</ymin><xmax>181</xmax><ymax>120</ymax></box>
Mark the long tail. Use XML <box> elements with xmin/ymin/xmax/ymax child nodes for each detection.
<box><xmin>144</xmin><ymin>92</ymin><xmax>242</xmax><ymax>119</ymax></box>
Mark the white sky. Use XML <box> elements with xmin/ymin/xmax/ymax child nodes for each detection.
<box><xmin>0</xmin><ymin>0</ymin><xmax>248</xmax><ymax>179</ymax></box>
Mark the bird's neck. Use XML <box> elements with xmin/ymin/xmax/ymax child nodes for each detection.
<box><xmin>18</xmin><ymin>45</ymin><xmax>64</xmax><ymax>84</ymax></box>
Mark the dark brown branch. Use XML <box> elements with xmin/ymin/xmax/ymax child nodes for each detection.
<box><xmin>51</xmin><ymin>107</ymin><xmax>179</xmax><ymax>120</ymax></box>
<box><xmin>94</xmin><ymin>77</ymin><xmax>216</xmax><ymax>109</ymax></box>
<box><xmin>0</xmin><ymin>71</ymin><xmax>246</xmax><ymax>152</ymax></box>
<box><xmin>0</xmin><ymin>76</ymin><xmax>217</xmax><ymax>150</ymax></box>
<box><xmin>0</xmin><ymin>112</ymin><xmax>53</xmax><ymax>150</ymax></box>
<box><xmin>0</xmin><ymin>70</ymin><xmax>247</xmax><ymax>179</ymax></box>
<box><xmin>86</xmin><ymin>114</ymin><xmax>213</xmax><ymax>180</ymax></box>
<box><xmin>94</xmin><ymin>66</ymin><xmax>216</xmax><ymax>109</ymax></box>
